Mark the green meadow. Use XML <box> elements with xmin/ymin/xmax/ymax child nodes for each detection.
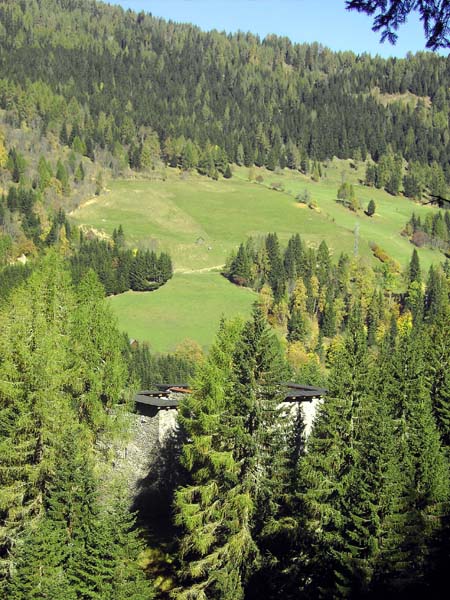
<box><xmin>72</xmin><ymin>161</ymin><xmax>444</xmax><ymax>351</ymax></box>
<box><xmin>107</xmin><ymin>272</ymin><xmax>257</xmax><ymax>353</ymax></box>
<box><xmin>234</xmin><ymin>159</ymin><xmax>441</xmax><ymax>271</ymax></box>
<box><xmin>72</xmin><ymin>163</ymin><xmax>440</xmax><ymax>272</ymax></box>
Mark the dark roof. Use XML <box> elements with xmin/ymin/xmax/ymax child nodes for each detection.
<box><xmin>283</xmin><ymin>389</ymin><xmax>321</xmax><ymax>401</ymax></box>
<box><xmin>138</xmin><ymin>389</ymin><xmax>169</xmax><ymax>397</ymax></box>
<box><xmin>135</xmin><ymin>382</ymin><xmax>327</xmax><ymax>410</ymax></box>
<box><xmin>135</xmin><ymin>394</ymin><xmax>179</xmax><ymax>408</ymax></box>
<box><xmin>282</xmin><ymin>382</ymin><xmax>328</xmax><ymax>395</ymax></box>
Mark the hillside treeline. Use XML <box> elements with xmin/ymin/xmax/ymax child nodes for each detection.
<box><xmin>0</xmin><ymin>120</ymin><xmax>103</xmax><ymax>262</ymax></box>
<box><xmin>224</xmin><ymin>234</ymin><xmax>449</xmax><ymax>357</ymax></box>
<box><xmin>71</xmin><ymin>227</ymin><xmax>173</xmax><ymax>295</ymax></box>
<box><xmin>404</xmin><ymin>210</ymin><xmax>450</xmax><ymax>254</ymax></box>
<box><xmin>0</xmin><ymin>224</ymin><xmax>174</xmax><ymax>300</ymax></box>
<box><xmin>123</xmin><ymin>341</ymin><xmax>198</xmax><ymax>390</ymax></box>
<box><xmin>0</xmin><ymin>0</ymin><xmax>450</xmax><ymax>187</ymax></box>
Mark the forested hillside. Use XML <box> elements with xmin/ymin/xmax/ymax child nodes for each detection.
<box><xmin>1</xmin><ymin>0</ymin><xmax>450</xmax><ymax>264</ymax></box>
<box><xmin>1</xmin><ymin>0</ymin><xmax>450</xmax><ymax>180</ymax></box>
<box><xmin>1</xmin><ymin>1</ymin><xmax>450</xmax><ymax>598</ymax></box>
<box><xmin>0</xmin><ymin>254</ymin><xmax>155</xmax><ymax>598</ymax></box>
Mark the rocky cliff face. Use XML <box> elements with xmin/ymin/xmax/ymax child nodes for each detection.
<box><xmin>112</xmin><ymin>405</ymin><xmax>180</xmax><ymax>499</ymax></box>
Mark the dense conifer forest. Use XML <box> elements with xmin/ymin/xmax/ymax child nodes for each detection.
<box><xmin>2</xmin><ymin>0</ymin><xmax>450</xmax><ymax>192</ymax></box>
<box><xmin>0</xmin><ymin>0</ymin><xmax>450</xmax><ymax>598</ymax></box>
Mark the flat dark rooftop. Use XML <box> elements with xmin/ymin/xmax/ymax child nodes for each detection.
<box><xmin>155</xmin><ymin>383</ymin><xmax>189</xmax><ymax>391</ymax></box>
<box><xmin>284</xmin><ymin>389</ymin><xmax>323</xmax><ymax>400</ymax></box>
<box><xmin>282</xmin><ymin>382</ymin><xmax>328</xmax><ymax>395</ymax></box>
<box><xmin>135</xmin><ymin>382</ymin><xmax>327</xmax><ymax>409</ymax></box>
<box><xmin>135</xmin><ymin>393</ymin><xmax>180</xmax><ymax>408</ymax></box>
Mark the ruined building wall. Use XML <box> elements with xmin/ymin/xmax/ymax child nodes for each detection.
<box><xmin>112</xmin><ymin>406</ymin><xmax>179</xmax><ymax>498</ymax></box>
<box><xmin>113</xmin><ymin>396</ymin><xmax>322</xmax><ymax>501</ymax></box>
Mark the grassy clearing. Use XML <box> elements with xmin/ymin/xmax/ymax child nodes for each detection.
<box><xmin>74</xmin><ymin>161</ymin><xmax>445</xmax><ymax>350</ymax></box>
<box><xmin>71</xmin><ymin>171</ymin><xmax>359</xmax><ymax>271</ymax></box>
<box><xmin>107</xmin><ymin>272</ymin><xmax>256</xmax><ymax>352</ymax></box>
<box><xmin>72</xmin><ymin>162</ymin><xmax>442</xmax><ymax>274</ymax></box>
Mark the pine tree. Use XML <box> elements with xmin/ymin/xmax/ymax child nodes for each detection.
<box><xmin>366</xmin><ymin>199</ymin><xmax>376</xmax><ymax>216</ymax></box>
<box><xmin>0</xmin><ymin>254</ymin><xmax>75</xmax><ymax>578</ymax></box>
<box><xmin>266</xmin><ymin>233</ymin><xmax>286</xmax><ymax>303</ymax></box>
<box><xmin>174</xmin><ymin>318</ymin><xmax>252</xmax><ymax>599</ymax></box>
<box><xmin>366</xmin><ymin>291</ymin><xmax>380</xmax><ymax>345</ymax></box>
<box><xmin>130</xmin><ymin>251</ymin><xmax>147</xmax><ymax>291</ymax></box>
<box><xmin>425</xmin><ymin>305</ymin><xmax>450</xmax><ymax>446</ymax></box>
<box><xmin>56</xmin><ymin>159</ymin><xmax>70</xmax><ymax>195</ymax></box>
<box><xmin>7</xmin><ymin>518</ymin><xmax>75</xmax><ymax>600</ymax></box>
<box><xmin>424</xmin><ymin>265</ymin><xmax>448</xmax><ymax>323</ymax></box>
<box><xmin>38</xmin><ymin>155</ymin><xmax>53</xmax><ymax>190</ymax></box>
<box><xmin>316</xmin><ymin>240</ymin><xmax>331</xmax><ymax>287</ymax></box>
<box><xmin>69</xmin><ymin>269</ymin><xmax>128</xmax><ymax>432</ymax></box>
<box><xmin>7</xmin><ymin>423</ymin><xmax>153</xmax><ymax>600</ymax></box>
<box><xmin>229</xmin><ymin>243</ymin><xmax>252</xmax><ymax>286</ymax></box>
<box><xmin>287</xmin><ymin>308</ymin><xmax>307</xmax><ymax>343</ymax></box>
<box><xmin>284</xmin><ymin>237</ymin><xmax>298</xmax><ymax>283</ymax></box>
<box><xmin>74</xmin><ymin>161</ymin><xmax>85</xmax><ymax>183</ymax></box>
<box><xmin>320</xmin><ymin>286</ymin><xmax>336</xmax><ymax>337</ymax></box>
<box><xmin>375</xmin><ymin>326</ymin><xmax>449</xmax><ymax>593</ymax></box>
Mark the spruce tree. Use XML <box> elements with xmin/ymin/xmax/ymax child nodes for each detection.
<box><xmin>303</xmin><ymin>303</ymin><xmax>372</xmax><ymax>596</ymax></box>
<box><xmin>70</xmin><ymin>269</ymin><xmax>128</xmax><ymax>432</ymax></box>
<box><xmin>0</xmin><ymin>254</ymin><xmax>75</xmax><ymax>578</ymax></box>
<box><xmin>320</xmin><ymin>285</ymin><xmax>336</xmax><ymax>337</ymax></box>
<box><xmin>425</xmin><ymin>305</ymin><xmax>450</xmax><ymax>446</ymax></box>
<box><xmin>8</xmin><ymin>426</ymin><xmax>153</xmax><ymax>600</ymax></box>
<box><xmin>366</xmin><ymin>198</ymin><xmax>376</xmax><ymax>216</ymax></box>
<box><xmin>424</xmin><ymin>265</ymin><xmax>448</xmax><ymax>323</ymax></box>
<box><xmin>223</xmin><ymin>164</ymin><xmax>232</xmax><ymax>179</ymax></box>
<box><xmin>7</xmin><ymin>518</ymin><xmax>75</xmax><ymax>600</ymax></box>
<box><xmin>175</xmin><ymin>307</ymin><xmax>290</xmax><ymax>598</ymax></box>
<box><xmin>174</xmin><ymin>318</ymin><xmax>251</xmax><ymax>599</ymax></box>
<box><xmin>266</xmin><ymin>233</ymin><xmax>286</xmax><ymax>303</ymax></box>
<box><xmin>229</xmin><ymin>243</ymin><xmax>252</xmax><ymax>286</ymax></box>
<box><xmin>375</xmin><ymin>325</ymin><xmax>449</xmax><ymax>593</ymax></box>
<box><xmin>287</xmin><ymin>308</ymin><xmax>307</xmax><ymax>343</ymax></box>
<box><xmin>408</xmin><ymin>248</ymin><xmax>421</xmax><ymax>285</ymax></box>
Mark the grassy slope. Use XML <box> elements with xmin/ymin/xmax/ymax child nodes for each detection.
<box><xmin>72</xmin><ymin>163</ymin><xmax>441</xmax><ymax>272</ymax></box>
<box><xmin>71</xmin><ymin>173</ymin><xmax>358</xmax><ymax>271</ymax></box>
<box><xmin>72</xmin><ymin>162</ymin><xmax>444</xmax><ymax>351</ymax></box>
<box><xmin>234</xmin><ymin>159</ymin><xmax>440</xmax><ymax>271</ymax></box>
<box><xmin>107</xmin><ymin>272</ymin><xmax>257</xmax><ymax>352</ymax></box>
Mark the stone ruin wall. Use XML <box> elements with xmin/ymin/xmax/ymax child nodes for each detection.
<box><xmin>113</xmin><ymin>397</ymin><xmax>322</xmax><ymax>500</ymax></box>
<box><xmin>112</xmin><ymin>406</ymin><xmax>178</xmax><ymax>497</ymax></box>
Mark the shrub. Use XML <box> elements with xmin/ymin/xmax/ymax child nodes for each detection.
<box><xmin>296</xmin><ymin>189</ymin><xmax>311</xmax><ymax>204</ymax></box>
<box><xmin>350</xmin><ymin>196</ymin><xmax>360</xmax><ymax>212</ymax></box>
<box><xmin>369</xmin><ymin>241</ymin><xmax>400</xmax><ymax>272</ymax></box>
<box><xmin>411</xmin><ymin>230</ymin><xmax>430</xmax><ymax>247</ymax></box>
<box><xmin>366</xmin><ymin>199</ymin><xmax>376</xmax><ymax>216</ymax></box>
